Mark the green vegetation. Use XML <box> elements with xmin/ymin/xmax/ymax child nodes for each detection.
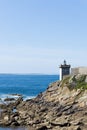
<box><xmin>61</xmin><ymin>74</ymin><xmax>87</xmax><ymax>90</ymax></box>
<box><xmin>76</xmin><ymin>82</ymin><xmax>87</xmax><ymax>89</ymax></box>
<box><xmin>75</xmin><ymin>75</ymin><xmax>87</xmax><ymax>89</ymax></box>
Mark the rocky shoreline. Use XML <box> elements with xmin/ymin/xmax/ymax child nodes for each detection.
<box><xmin>0</xmin><ymin>74</ymin><xmax>87</xmax><ymax>130</ymax></box>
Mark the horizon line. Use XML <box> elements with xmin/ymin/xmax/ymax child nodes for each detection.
<box><xmin>0</xmin><ymin>73</ymin><xmax>59</xmax><ymax>75</ymax></box>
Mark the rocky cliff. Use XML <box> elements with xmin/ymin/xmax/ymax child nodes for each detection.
<box><xmin>0</xmin><ymin>74</ymin><xmax>87</xmax><ymax>130</ymax></box>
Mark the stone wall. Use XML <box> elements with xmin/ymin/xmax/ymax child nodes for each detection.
<box><xmin>71</xmin><ymin>67</ymin><xmax>87</xmax><ymax>75</ymax></box>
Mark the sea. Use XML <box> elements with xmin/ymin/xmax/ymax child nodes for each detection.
<box><xmin>0</xmin><ymin>74</ymin><xmax>59</xmax><ymax>130</ymax></box>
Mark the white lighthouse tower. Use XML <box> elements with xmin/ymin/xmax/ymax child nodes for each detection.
<box><xmin>59</xmin><ymin>60</ymin><xmax>71</xmax><ymax>80</ymax></box>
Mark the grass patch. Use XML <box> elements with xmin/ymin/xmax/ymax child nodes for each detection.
<box><xmin>76</xmin><ymin>82</ymin><xmax>87</xmax><ymax>90</ymax></box>
<box><xmin>61</xmin><ymin>75</ymin><xmax>87</xmax><ymax>90</ymax></box>
<box><xmin>75</xmin><ymin>75</ymin><xmax>87</xmax><ymax>90</ymax></box>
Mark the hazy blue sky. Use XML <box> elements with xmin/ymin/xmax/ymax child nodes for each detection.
<box><xmin>0</xmin><ymin>0</ymin><xmax>87</xmax><ymax>74</ymax></box>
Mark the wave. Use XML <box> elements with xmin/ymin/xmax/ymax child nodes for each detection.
<box><xmin>0</xmin><ymin>93</ymin><xmax>36</xmax><ymax>103</ymax></box>
<box><xmin>23</xmin><ymin>95</ymin><xmax>36</xmax><ymax>101</ymax></box>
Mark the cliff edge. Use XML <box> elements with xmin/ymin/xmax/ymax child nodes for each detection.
<box><xmin>0</xmin><ymin>74</ymin><xmax>87</xmax><ymax>130</ymax></box>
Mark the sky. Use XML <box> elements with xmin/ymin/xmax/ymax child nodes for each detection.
<box><xmin>0</xmin><ymin>0</ymin><xmax>87</xmax><ymax>74</ymax></box>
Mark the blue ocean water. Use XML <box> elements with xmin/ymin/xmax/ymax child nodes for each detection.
<box><xmin>0</xmin><ymin>74</ymin><xmax>59</xmax><ymax>130</ymax></box>
<box><xmin>0</xmin><ymin>74</ymin><xmax>59</xmax><ymax>98</ymax></box>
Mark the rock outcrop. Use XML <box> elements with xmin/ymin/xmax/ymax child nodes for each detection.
<box><xmin>0</xmin><ymin>74</ymin><xmax>87</xmax><ymax>130</ymax></box>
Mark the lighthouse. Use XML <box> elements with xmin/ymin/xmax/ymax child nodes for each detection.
<box><xmin>59</xmin><ymin>60</ymin><xmax>71</xmax><ymax>80</ymax></box>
